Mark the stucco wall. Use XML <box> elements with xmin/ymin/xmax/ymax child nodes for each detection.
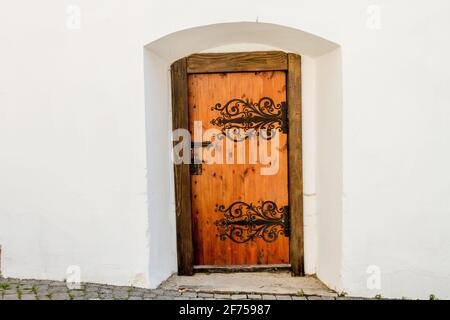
<box><xmin>1</xmin><ymin>0</ymin><xmax>450</xmax><ymax>298</ymax></box>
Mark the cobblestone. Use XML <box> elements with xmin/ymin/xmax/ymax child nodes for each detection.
<box><xmin>85</xmin><ymin>292</ymin><xmax>100</xmax><ymax>299</ymax></box>
<box><xmin>306</xmin><ymin>295</ymin><xmax>322</xmax><ymax>300</ymax></box>
<box><xmin>181</xmin><ymin>291</ymin><xmax>197</xmax><ymax>298</ymax></box>
<box><xmin>292</xmin><ymin>296</ymin><xmax>308</xmax><ymax>300</ymax></box>
<box><xmin>51</xmin><ymin>293</ymin><xmax>70</xmax><ymax>300</ymax></box>
<box><xmin>231</xmin><ymin>294</ymin><xmax>248</xmax><ymax>300</ymax></box>
<box><xmin>164</xmin><ymin>290</ymin><xmax>182</xmax><ymax>297</ymax></box>
<box><xmin>276</xmin><ymin>295</ymin><xmax>292</xmax><ymax>300</ymax></box>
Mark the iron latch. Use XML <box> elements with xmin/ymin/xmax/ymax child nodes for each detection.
<box><xmin>190</xmin><ymin>141</ymin><xmax>212</xmax><ymax>175</ymax></box>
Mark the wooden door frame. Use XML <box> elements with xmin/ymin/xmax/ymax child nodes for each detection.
<box><xmin>170</xmin><ymin>51</ymin><xmax>304</xmax><ymax>276</ymax></box>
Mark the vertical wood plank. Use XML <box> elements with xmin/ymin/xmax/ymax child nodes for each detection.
<box><xmin>171</xmin><ymin>58</ymin><xmax>194</xmax><ymax>275</ymax></box>
<box><xmin>287</xmin><ymin>53</ymin><xmax>304</xmax><ymax>276</ymax></box>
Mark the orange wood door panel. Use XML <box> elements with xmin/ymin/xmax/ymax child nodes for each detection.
<box><xmin>188</xmin><ymin>71</ymin><xmax>289</xmax><ymax>266</ymax></box>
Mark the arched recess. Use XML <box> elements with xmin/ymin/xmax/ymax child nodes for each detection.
<box><xmin>143</xmin><ymin>22</ymin><xmax>343</xmax><ymax>292</ymax></box>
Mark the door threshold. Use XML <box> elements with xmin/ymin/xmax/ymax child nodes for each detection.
<box><xmin>194</xmin><ymin>264</ymin><xmax>291</xmax><ymax>273</ymax></box>
<box><xmin>161</xmin><ymin>272</ymin><xmax>336</xmax><ymax>297</ymax></box>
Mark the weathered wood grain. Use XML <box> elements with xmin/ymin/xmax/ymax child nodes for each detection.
<box><xmin>171</xmin><ymin>58</ymin><xmax>194</xmax><ymax>275</ymax></box>
<box><xmin>287</xmin><ymin>53</ymin><xmax>304</xmax><ymax>276</ymax></box>
<box><xmin>187</xmin><ymin>51</ymin><xmax>288</xmax><ymax>73</ymax></box>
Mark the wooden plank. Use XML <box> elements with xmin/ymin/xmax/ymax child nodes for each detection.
<box><xmin>187</xmin><ymin>51</ymin><xmax>288</xmax><ymax>74</ymax></box>
<box><xmin>171</xmin><ymin>58</ymin><xmax>194</xmax><ymax>275</ymax></box>
<box><xmin>287</xmin><ymin>53</ymin><xmax>304</xmax><ymax>276</ymax></box>
<box><xmin>194</xmin><ymin>264</ymin><xmax>291</xmax><ymax>273</ymax></box>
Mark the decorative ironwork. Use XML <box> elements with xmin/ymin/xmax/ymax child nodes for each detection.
<box><xmin>214</xmin><ymin>201</ymin><xmax>289</xmax><ymax>243</ymax></box>
<box><xmin>210</xmin><ymin>97</ymin><xmax>287</xmax><ymax>140</ymax></box>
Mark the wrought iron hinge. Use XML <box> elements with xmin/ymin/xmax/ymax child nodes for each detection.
<box><xmin>214</xmin><ymin>201</ymin><xmax>290</xmax><ymax>243</ymax></box>
<box><xmin>190</xmin><ymin>141</ymin><xmax>212</xmax><ymax>175</ymax></box>
<box><xmin>210</xmin><ymin>97</ymin><xmax>288</xmax><ymax>140</ymax></box>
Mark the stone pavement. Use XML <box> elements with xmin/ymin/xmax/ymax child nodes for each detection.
<box><xmin>0</xmin><ymin>277</ymin><xmax>364</xmax><ymax>300</ymax></box>
<box><xmin>161</xmin><ymin>272</ymin><xmax>336</xmax><ymax>297</ymax></box>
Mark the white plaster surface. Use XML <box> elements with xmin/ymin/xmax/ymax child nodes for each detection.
<box><xmin>1</xmin><ymin>0</ymin><xmax>450</xmax><ymax>299</ymax></box>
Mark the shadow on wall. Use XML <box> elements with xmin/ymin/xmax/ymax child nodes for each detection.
<box><xmin>143</xmin><ymin>22</ymin><xmax>343</xmax><ymax>291</ymax></box>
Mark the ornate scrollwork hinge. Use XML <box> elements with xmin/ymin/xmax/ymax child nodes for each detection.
<box><xmin>214</xmin><ymin>201</ymin><xmax>290</xmax><ymax>243</ymax></box>
<box><xmin>210</xmin><ymin>97</ymin><xmax>287</xmax><ymax>140</ymax></box>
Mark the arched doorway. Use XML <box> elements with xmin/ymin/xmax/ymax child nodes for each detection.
<box><xmin>171</xmin><ymin>51</ymin><xmax>303</xmax><ymax>275</ymax></box>
<box><xmin>144</xmin><ymin>22</ymin><xmax>343</xmax><ymax>291</ymax></box>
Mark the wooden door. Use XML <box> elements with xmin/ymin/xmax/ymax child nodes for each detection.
<box><xmin>171</xmin><ymin>52</ymin><xmax>303</xmax><ymax>275</ymax></box>
<box><xmin>188</xmin><ymin>71</ymin><xmax>289</xmax><ymax>266</ymax></box>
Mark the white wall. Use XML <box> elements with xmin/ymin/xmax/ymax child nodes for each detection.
<box><xmin>1</xmin><ymin>0</ymin><xmax>450</xmax><ymax>298</ymax></box>
<box><xmin>143</xmin><ymin>50</ymin><xmax>177</xmax><ymax>288</ymax></box>
<box><xmin>340</xmin><ymin>1</ymin><xmax>450</xmax><ymax>299</ymax></box>
<box><xmin>315</xmin><ymin>49</ymin><xmax>343</xmax><ymax>291</ymax></box>
<box><xmin>0</xmin><ymin>0</ymin><xmax>151</xmax><ymax>287</ymax></box>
